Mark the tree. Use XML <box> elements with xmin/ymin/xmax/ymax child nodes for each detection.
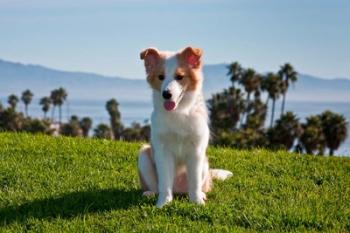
<box><xmin>21</xmin><ymin>89</ymin><xmax>34</xmax><ymax>117</ymax></box>
<box><xmin>140</xmin><ymin>123</ymin><xmax>151</xmax><ymax>141</ymax></box>
<box><xmin>122</xmin><ymin>122</ymin><xmax>142</xmax><ymax>141</ymax></box>
<box><xmin>239</xmin><ymin>68</ymin><xmax>261</xmax><ymax>124</ymax></box>
<box><xmin>94</xmin><ymin>123</ymin><xmax>112</xmax><ymax>139</ymax></box>
<box><xmin>80</xmin><ymin>117</ymin><xmax>93</xmax><ymax>137</ymax></box>
<box><xmin>39</xmin><ymin>97</ymin><xmax>51</xmax><ymax>119</ymax></box>
<box><xmin>0</xmin><ymin>108</ymin><xmax>25</xmax><ymax>131</ymax></box>
<box><xmin>267</xmin><ymin>111</ymin><xmax>301</xmax><ymax>150</ymax></box>
<box><xmin>320</xmin><ymin>111</ymin><xmax>348</xmax><ymax>156</ymax></box>
<box><xmin>23</xmin><ymin>118</ymin><xmax>52</xmax><ymax>135</ymax></box>
<box><xmin>106</xmin><ymin>99</ymin><xmax>123</xmax><ymax>140</ymax></box>
<box><xmin>300</xmin><ymin>115</ymin><xmax>326</xmax><ymax>155</ymax></box>
<box><xmin>278</xmin><ymin>63</ymin><xmax>298</xmax><ymax>116</ymax></box>
<box><xmin>208</xmin><ymin>87</ymin><xmax>245</xmax><ymax>133</ymax></box>
<box><xmin>245</xmin><ymin>91</ymin><xmax>267</xmax><ymax>130</ymax></box>
<box><xmin>261</xmin><ymin>72</ymin><xmax>283</xmax><ymax>128</ymax></box>
<box><xmin>121</xmin><ymin>122</ymin><xmax>151</xmax><ymax>141</ymax></box>
<box><xmin>7</xmin><ymin>94</ymin><xmax>19</xmax><ymax>110</ymax></box>
<box><xmin>227</xmin><ymin>62</ymin><xmax>242</xmax><ymax>88</ymax></box>
<box><xmin>50</xmin><ymin>87</ymin><xmax>67</xmax><ymax>124</ymax></box>
<box><xmin>60</xmin><ymin>115</ymin><xmax>82</xmax><ymax>137</ymax></box>
<box><xmin>214</xmin><ymin>128</ymin><xmax>268</xmax><ymax>149</ymax></box>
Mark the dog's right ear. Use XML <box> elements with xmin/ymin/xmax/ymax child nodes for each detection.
<box><xmin>140</xmin><ymin>48</ymin><xmax>160</xmax><ymax>74</ymax></box>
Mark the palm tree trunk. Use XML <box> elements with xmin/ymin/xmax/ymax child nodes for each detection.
<box><xmin>244</xmin><ymin>93</ymin><xmax>251</xmax><ymax>125</ymax></box>
<box><xmin>281</xmin><ymin>93</ymin><xmax>286</xmax><ymax>116</ymax></box>
<box><xmin>329</xmin><ymin>148</ymin><xmax>334</xmax><ymax>156</ymax></box>
<box><xmin>51</xmin><ymin>106</ymin><xmax>55</xmax><ymax>122</ymax></box>
<box><xmin>44</xmin><ymin>111</ymin><xmax>47</xmax><ymax>119</ymax></box>
<box><xmin>265</xmin><ymin>98</ymin><xmax>270</xmax><ymax>126</ymax></box>
<box><xmin>58</xmin><ymin>105</ymin><xmax>62</xmax><ymax>125</ymax></box>
<box><xmin>110</xmin><ymin>117</ymin><xmax>116</xmax><ymax>140</ymax></box>
<box><xmin>270</xmin><ymin>98</ymin><xmax>275</xmax><ymax>128</ymax></box>
<box><xmin>25</xmin><ymin>104</ymin><xmax>28</xmax><ymax>117</ymax></box>
<box><xmin>240</xmin><ymin>92</ymin><xmax>250</xmax><ymax>127</ymax></box>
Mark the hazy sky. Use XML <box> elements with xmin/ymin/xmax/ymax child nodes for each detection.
<box><xmin>1</xmin><ymin>0</ymin><xmax>349</xmax><ymax>79</ymax></box>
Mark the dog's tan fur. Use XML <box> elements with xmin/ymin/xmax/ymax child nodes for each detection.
<box><xmin>138</xmin><ymin>46</ymin><xmax>232</xmax><ymax>207</ymax></box>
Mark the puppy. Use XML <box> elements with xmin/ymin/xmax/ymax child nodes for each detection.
<box><xmin>138</xmin><ymin>46</ymin><xmax>232</xmax><ymax>208</ymax></box>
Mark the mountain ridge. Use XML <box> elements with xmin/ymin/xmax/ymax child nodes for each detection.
<box><xmin>1</xmin><ymin>59</ymin><xmax>350</xmax><ymax>102</ymax></box>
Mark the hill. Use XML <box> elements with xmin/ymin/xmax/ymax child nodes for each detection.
<box><xmin>0</xmin><ymin>133</ymin><xmax>349</xmax><ymax>232</ymax></box>
<box><xmin>1</xmin><ymin>59</ymin><xmax>350</xmax><ymax>101</ymax></box>
<box><xmin>0</xmin><ymin>59</ymin><xmax>148</xmax><ymax>101</ymax></box>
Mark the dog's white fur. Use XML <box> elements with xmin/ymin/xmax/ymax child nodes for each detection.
<box><xmin>138</xmin><ymin>47</ymin><xmax>232</xmax><ymax>208</ymax></box>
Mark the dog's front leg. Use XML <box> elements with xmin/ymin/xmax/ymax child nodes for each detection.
<box><xmin>186</xmin><ymin>147</ymin><xmax>206</xmax><ymax>205</ymax></box>
<box><xmin>154</xmin><ymin>145</ymin><xmax>175</xmax><ymax>208</ymax></box>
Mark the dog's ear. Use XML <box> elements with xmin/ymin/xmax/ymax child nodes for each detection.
<box><xmin>140</xmin><ymin>48</ymin><xmax>160</xmax><ymax>74</ymax></box>
<box><xmin>179</xmin><ymin>47</ymin><xmax>203</xmax><ymax>69</ymax></box>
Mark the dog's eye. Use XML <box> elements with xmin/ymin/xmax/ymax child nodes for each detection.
<box><xmin>158</xmin><ymin>75</ymin><xmax>165</xmax><ymax>81</ymax></box>
<box><xmin>175</xmin><ymin>75</ymin><xmax>184</xmax><ymax>81</ymax></box>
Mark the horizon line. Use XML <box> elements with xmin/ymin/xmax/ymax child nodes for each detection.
<box><xmin>1</xmin><ymin>57</ymin><xmax>349</xmax><ymax>81</ymax></box>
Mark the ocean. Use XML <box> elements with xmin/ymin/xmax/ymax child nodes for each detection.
<box><xmin>3</xmin><ymin>98</ymin><xmax>350</xmax><ymax>156</ymax></box>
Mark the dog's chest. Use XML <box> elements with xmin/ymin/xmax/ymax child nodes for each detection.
<box><xmin>163</xmin><ymin>132</ymin><xmax>188</xmax><ymax>161</ymax></box>
<box><xmin>152</xmin><ymin>112</ymin><xmax>200</xmax><ymax>156</ymax></box>
<box><xmin>156</xmin><ymin>112</ymin><xmax>197</xmax><ymax>138</ymax></box>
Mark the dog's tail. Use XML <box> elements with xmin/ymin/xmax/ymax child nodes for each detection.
<box><xmin>210</xmin><ymin>169</ymin><xmax>233</xmax><ymax>181</ymax></box>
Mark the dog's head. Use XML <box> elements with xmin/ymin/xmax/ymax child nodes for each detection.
<box><xmin>140</xmin><ymin>46</ymin><xmax>203</xmax><ymax>112</ymax></box>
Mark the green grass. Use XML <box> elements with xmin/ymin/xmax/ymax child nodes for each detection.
<box><xmin>0</xmin><ymin>133</ymin><xmax>349</xmax><ymax>232</ymax></box>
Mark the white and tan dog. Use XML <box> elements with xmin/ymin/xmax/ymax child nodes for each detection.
<box><xmin>138</xmin><ymin>46</ymin><xmax>232</xmax><ymax>208</ymax></box>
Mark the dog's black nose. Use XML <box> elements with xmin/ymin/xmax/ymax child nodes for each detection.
<box><xmin>162</xmin><ymin>90</ymin><xmax>172</xmax><ymax>100</ymax></box>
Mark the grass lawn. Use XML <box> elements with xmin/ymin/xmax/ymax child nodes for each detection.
<box><xmin>0</xmin><ymin>132</ymin><xmax>349</xmax><ymax>232</ymax></box>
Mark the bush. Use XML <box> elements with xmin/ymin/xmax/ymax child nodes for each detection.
<box><xmin>213</xmin><ymin>129</ymin><xmax>268</xmax><ymax>149</ymax></box>
<box><xmin>0</xmin><ymin>108</ymin><xmax>25</xmax><ymax>132</ymax></box>
<box><xmin>22</xmin><ymin>118</ymin><xmax>53</xmax><ymax>134</ymax></box>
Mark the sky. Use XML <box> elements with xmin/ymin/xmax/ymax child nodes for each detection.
<box><xmin>1</xmin><ymin>0</ymin><xmax>350</xmax><ymax>79</ymax></box>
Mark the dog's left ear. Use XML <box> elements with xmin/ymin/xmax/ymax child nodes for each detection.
<box><xmin>180</xmin><ymin>47</ymin><xmax>203</xmax><ymax>69</ymax></box>
<box><xmin>140</xmin><ymin>47</ymin><xmax>160</xmax><ymax>74</ymax></box>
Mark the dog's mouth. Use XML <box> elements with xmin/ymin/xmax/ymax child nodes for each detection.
<box><xmin>163</xmin><ymin>90</ymin><xmax>184</xmax><ymax>112</ymax></box>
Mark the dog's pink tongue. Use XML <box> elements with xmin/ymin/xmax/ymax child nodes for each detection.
<box><xmin>164</xmin><ymin>101</ymin><xmax>176</xmax><ymax>111</ymax></box>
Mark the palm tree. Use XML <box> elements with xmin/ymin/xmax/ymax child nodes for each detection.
<box><xmin>50</xmin><ymin>91</ymin><xmax>57</xmax><ymax>121</ymax></box>
<box><xmin>300</xmin><ymin>115</ymin><xmax>326</xmax><ymax>155</ymax></box>
<box><xmin>140</xmin><ymin>122</ymin><xmax>151</xmax><ymax>141</ymax></box>
<box><xmin>245</xmin><ymin>92</ymin><xmax>267</xmax><ymax>130</ymax></box>
<box><xmin>23</xmin><ymin>118</ymin><xmax>52</xmax><ymax>135</ymax></box>
<box><xmin>278</xmin><ymin>63</ymin><xmax>298</xmax><ymax>116</ymax></box>
<box><xmin>0</xmin><ymin>107</ymin><xmax>25</xmax><ymax>131</ymax></box>
<box><xmin>227</xmin><ymin>62</ymin><xmax>242</xmax><ymax>88</ymax></box>
<box><xmin>261</xmin><ymin>72</ymin><xmax>283</xmax><ymax>127</ymax></box>
<box><xmin>60</xmin><ymin>115</ymin><xmax>82</xmax><ymax>137</ymax></box>
<box><xmin>21</xmin><ymin>89</ymin><xmax>34</xmax><ymax>117</ymax></box>
<box><xmin>239</xmin><ymin>68</ymin><xmax>261</xmax><ymax>125</ymax></box>
<box><xmin>320</xmin><ymin>111</ymin><xmax>348</xmax><ymax>156</ymax></box>
<box><xmin>39</xmin><ymin>97</ymin><xmax>51</xmax><ymax>119</ymax></box>
<box><xmin>80</xmin><ymin>117</ymin><xmax>93</xmax><ymax>137</ymax></box>
<box><xmin>267</xmin><ymin>111</ymin><xmax>301</xmax><ymax>150</ymax></box>
<box><xmin>94</xmin><ymin>123</ymin><xmax>112</xmax><ymax>139</ymax></box>
<box><xmin>106</xmin><ymin>98</ymin><xmax>123</xmax><ymax>140</ymax></box>
<box><xmin>50</xmin><ymin>88</ymin><xmax>67</xmax><ymax>124</ymax></box>
<box><xmin>208</xmin><ymin>87</ymin><xmax>245</xmax><ymax>133</ymax></box>
<box><xmin>7</xmin><ymin>94</ymin><xmax>19</xmax><ymax>110</ymax></box>
<box><xmin>57</xmin><ymin>87</ymin><xmax>67</xmax><ymax>124</ymax></box>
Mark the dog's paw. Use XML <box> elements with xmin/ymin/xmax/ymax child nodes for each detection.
<box><xmin>142</xmin><ymin>191</ymin><xmax>156</xmax><ymax>197</ymax></box>
<box><xmin>201</xmin><ymin>192</ymin><xmax>207</xmax><ymax>201</ymax></box>
<box><xmin>156</xmin><ymin>194</ymin><xmax>173</xmax><ymax>208</ymax></box>
<box><xmin>189</xmin><ymin>192</ymin><xmax>206</xmax><ymax>205</ymax></box>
